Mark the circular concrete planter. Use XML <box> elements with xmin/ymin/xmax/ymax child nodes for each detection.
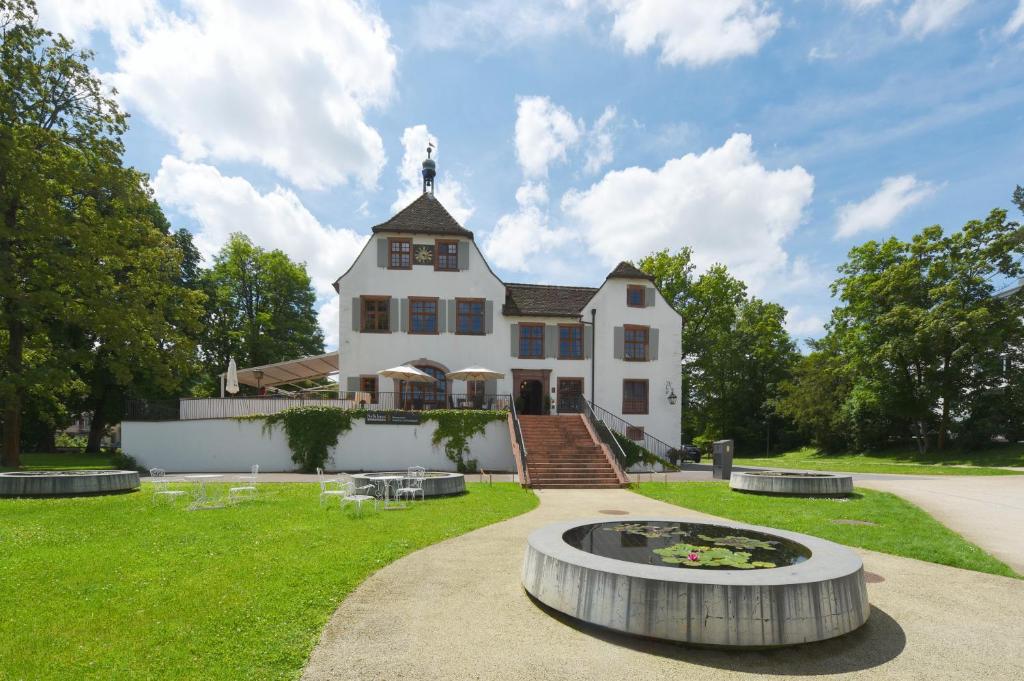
<box><xmin>350</xmin><ymin>471</ymin><xmax>465</xmax><ymax>497</ymax></box>
<box><xmin>522</xmin><ymin>517</ymin><xmax>869</xmax><ymax>648</ymax></box>
<box><xmin>730</xmin><ymin>471</ymin><xmax>854</xmax><ymax>497</ymax></box>
<box><xmin>0</xmin><ymin>470</ymin><xmax>140</xmax><ymax>497</ymax></box>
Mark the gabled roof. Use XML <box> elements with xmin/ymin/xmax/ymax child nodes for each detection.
<box><xmin>370</xmin><ymin>193</ymin><xmax>473</xmax><ymax>239</ymax></box>
<box><xmin>605</xmin><ymin>260</ymin><xmax>654</xmax><ymax>282</ymax></box>
<box><xmin>503</xmin><ymin>283</ymin><xmax>598</xmax><ymax>317</ymax></box>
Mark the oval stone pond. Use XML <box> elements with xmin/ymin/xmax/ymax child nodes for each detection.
<box><xmin>523</xmin><ymin>517</ymin><xmax>869</xmax><ymax>648</ymax></box>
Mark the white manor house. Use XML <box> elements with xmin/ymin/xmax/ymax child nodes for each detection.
<box><xmin>123</xmin><ymin>152</ymin><xmax>682</xmax><ymax>485</ymax></box>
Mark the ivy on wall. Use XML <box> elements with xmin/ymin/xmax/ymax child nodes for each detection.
<box><xmin>612</xmin><ymin>432</ymin><xmax>679</xmax><ymax>472</ymax></box>
<box><xmin>421</xmin><ymin>410</ymin><xmax>508</xmax><ymax>473</ymax></box>
<box><xmin>255</xmin><ymin>407</ymin><xmax>357</xmax><ymax>473</ymax></box>
<box><xmin>242</xmin><ymin>407</ymin><xmax>508</xmax><ymax>473</ymax></box>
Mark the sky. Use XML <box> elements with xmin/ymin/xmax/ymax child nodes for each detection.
<box><xmin>36</xmin><ymin>0</ymin><xmax>1024</xmax><ymax>349</ymax></box>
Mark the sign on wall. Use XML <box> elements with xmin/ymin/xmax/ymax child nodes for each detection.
<box><xmin>365</xmin><ymin>411</ymin><xmax>421</xmax><ymax>425</ymax></box>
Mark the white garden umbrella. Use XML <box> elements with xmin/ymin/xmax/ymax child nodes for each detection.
<box><xmin>225</xmin><ymin>357</ymin><xmax>240</xmax><ymax>394</ymax></box>
<box><xmin>445</xmin><ymin>366</ymin><xmax>505</xmax><ymax>381</ymax></box>
<box><xmin>377</xmin><ymin>364</ymin><xmax>437</xmax><ymax>383</ymax></box>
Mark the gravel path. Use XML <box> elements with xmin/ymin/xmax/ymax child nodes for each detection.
<box><xmin>302</xmin><ymin>488</ymin><xmax>1024</xmax><ymax>681</ymax></box>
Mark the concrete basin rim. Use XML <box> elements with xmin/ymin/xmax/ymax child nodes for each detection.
<box><xmin>0</xmin><ymin>470</ymin><xmax>139</xmax><ymax>477</ymax></box>
<box><xmin>526</xmin><ymin>516</ymin><xmax>864</xmax><ymax>586</ymax></box>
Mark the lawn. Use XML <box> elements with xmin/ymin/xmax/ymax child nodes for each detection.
<box><xmin>0</xmin><ymin>451</ymin><xmax>118</xmax><ymax>472</ymax></box>
<box><xmin>633</xmin><ymin>481</ymin><xmax>1019</xmax><ymax>579</ymax></box>
<box><xmin>732</xmin><ymin>444</ymin><xmax>1024</xmax><ymax>476</ymax></box>
<box><xmin>0</xmin><ymin>482</ymin><xmax>538</xmax><ymax>680</ymax></box>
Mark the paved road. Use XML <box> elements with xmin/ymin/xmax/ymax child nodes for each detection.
<box><xmin>855</xmin><ymin>475</ymin><xmax>1024</xmax><ymax>574</ymax></box>
<box><xmin>302</xmin><ymin>488</ymin><xmax>1024</xmax><ymax>681</ymax></box>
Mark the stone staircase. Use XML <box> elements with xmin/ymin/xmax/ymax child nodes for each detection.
<box><xmin>520</xmin><ymin>415</ymin><xmax>626</xmax><ymax>489</ymax></box>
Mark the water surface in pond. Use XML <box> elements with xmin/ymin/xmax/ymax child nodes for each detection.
<box><xmin>563</xmin><ymin>521</ymin><xmax>811</xmax><ymax>570</ymax></box>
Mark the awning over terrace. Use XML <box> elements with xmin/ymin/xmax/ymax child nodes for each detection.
<box><xmin>219</xmin><ymin>352</ymin><xmax>339</xmax><ymax>392</ymax></box>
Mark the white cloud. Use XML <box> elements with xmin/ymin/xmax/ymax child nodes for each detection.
<box><xmin>481</xmin><ymin>189</ymin><xmax>576</xmax><ymax>272</ymax></box>
<box><xmin>785</xmin><ymin>306</ymin><xmax>827</xmax><ymax>338</ymax></box>
<box><xmin>73</xmin><ymin>0</ymin><xmax>397</xmax><ymax>190</ymax></box>
<box><xmin>1005</xmin><ymin>1</ymin><xmax>1024</xmax><ymax>35</ymax></box>
<box><xmin>152</xmin><ymin>156</ymin><xmax>368</xmax><ymax>347</ymax></box>
<box><xmin>584</xmin><ymin>106</ymin><xmax>617</xmax><ymax>174</ymax></box>
<box><xmin>515</xmin><ymin>96</ymin><xmax>584</xmax><ymax>178</ymax></box>
<box><xmin>391</xmin><ymin>125</ymin><xmax>475</xmax><ymax>225</ymax></box>
<box><xmin>36</xmin><ymin>0</ymin><xmax>157</xmax><ymax>44</ymax></box>
<box><xmin>414</xmin><ymin>0</ymin><xmax>587</xmax><ymax>50</ymax></box>
<box><xmin>900</xmin><ymin>0</ymin><xmax>972</xmax><ymax>38</ymax></box>
<box><xmin>561</xmin><ymin>133</ymin><xmax>814</xmax><ymax>288</ymax></box>
<box><xmin>842</xmin><ymin>0</ymin><xmax>888</xmax><ymax>10</ymax></box>
<box><xmin>604</xmin><ymin>0</ymin><xmax>781</xmax><ymax>67</ymax></box>
<box><xmin>835</xmin><ymin>175</ymin><xmax>939</xmax><ymax>238</ymax></box>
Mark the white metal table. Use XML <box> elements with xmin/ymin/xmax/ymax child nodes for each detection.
<box><xmin>372</xmin><ymin>475</ymin><xmax>409</xmax><ymax>510</ymax></box>
<box><xmin>183</xmin><ymin>474</ymin><xmax>225</xmax><ymax>510</ymax></box>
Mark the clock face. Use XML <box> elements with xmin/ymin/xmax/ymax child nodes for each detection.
<box><xmin>415</xmin><ymin>245</ymin><xmax>434</xmax><ymax>264</ymax></box>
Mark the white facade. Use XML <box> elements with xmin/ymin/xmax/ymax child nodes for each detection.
<box><xmin>122</xmin><ymin>419</ymin><xmax>514</xmax><ymax>473</ymax></box>
<box><xmin>334</xmin><ymin>193</ymin><xmax>683</xmax><ymax>448</ymax></box>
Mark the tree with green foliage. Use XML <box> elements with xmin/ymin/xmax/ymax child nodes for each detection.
<box><xmin>780</xmin><ymin>202</ymin><xmax>1023</xmax><ymax>453</ymax></box>
<box><xmin>0</xmin><ymin>0</ymin><xmax>205</xmax><ymax>461</ymax></box>
<box><xmin>639</xmin><ymin>249</ymin><xmax>799</xmax><ymax>454</ymax></box>
<box><xmin>1</xmin><ymin>0</ymin><xmax>128</xmax><ymax>465</ymax></box>
<box><xmin>198</xmin><ymin>233</ymin><xmax>324</xmax><ymax>394</ymax></box>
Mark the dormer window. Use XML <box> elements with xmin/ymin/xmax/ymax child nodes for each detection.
<box><xmin>435</xmin><ymin>240</ymin><xmax>459</xmax><ymax>271</ymax></box>
<box><xmin>627</xmin><ymin>285</ymin><xmax>645</xmax><ymax>307</ymax></box>
<box><xmin>388</xmin><ymin>238</ymin><xmax>412</xmax><ymax>269</ymax></box>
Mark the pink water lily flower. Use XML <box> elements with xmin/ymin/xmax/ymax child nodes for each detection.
<box><xmin>688</xmin><ymin>552</ymin><xmax>699</xmax><ymax>561</ymax></box>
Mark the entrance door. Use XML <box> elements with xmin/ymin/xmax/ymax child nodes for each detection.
<box><xmin>557</xmin><ymin>378</ymin><xmax>584</xmax><ymax>413</ymax></box>
<box><xmin>519</xmin><ymin>379</ymin><xmax>544</xmax><ymax>415</ymax></box>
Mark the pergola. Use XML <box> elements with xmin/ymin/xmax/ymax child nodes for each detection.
<box><xmin>219</xmin><ymin>352</ymin><xmax>339</xmax><ymax>396</ymax></box>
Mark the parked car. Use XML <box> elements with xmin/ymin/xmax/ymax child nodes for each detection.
<box><xmin>679</xmin><ymin>445</ymin><xmax>702</xmax><ymax>463</ymax></box>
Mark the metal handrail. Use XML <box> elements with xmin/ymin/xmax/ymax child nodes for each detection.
<box><xmin>581</xmin><ymin>399</ymin><xmax>630</xmax><ymax>475</ymax></box>
<box><xmin>508</xmin><ymin>395</ymin><xmax>529</xmax><ymax>485</ymax></box>
<box><xmin>125</xmin><ymin>394</ymin><xmax>513</xmax><ymax>422</ymax></box>
<box><xmin>584</xmin><ymin>399</ymin><xmax>679</xmax><ymax>466</ymax></box>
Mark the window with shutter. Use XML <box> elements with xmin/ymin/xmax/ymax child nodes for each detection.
<box><xmin>387</xmin><ymin>238</ymin><xmax>412</xmax><ymax>269</ymax></box>
<box><xmin>435</xmin><ymin>240</ymin><xmax>459</xmax><ymax>271</ymax></box>
<box><xmin>518</xmin><ymin>324</ymin><xmax>544</xmax><ymax>358</ymax></box>
<box><xmin>455</xmin><ymin>298</ymin><xmax>485</xmax><ymax>335</ymax></box>
<box><xmin>360</xmin><ymin>296</ymin><xmax>391</xmax><ymax>332</ymax></box>
<box><xmin>626</xmin><ymin>285</ymin><xmax>645</xmax><ymax>307</ymax></box>
<box><xmin>622</xmin><ymin>380</ymin><xmax>649</xmax><ymax>414</ymax></box>
<box><xmin>623</xmin><ymin>325</ymin><xmax>649</xmax><ymax>361</ymax></box>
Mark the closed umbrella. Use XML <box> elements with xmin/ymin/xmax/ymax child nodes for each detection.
<box><xmin>445</xmin><ymin>366</ymin><xmax>505</xmax><ymax>381</ymax></box>
<box><xmin>225</xmin><ymin>358</ymin><xmax>240</xmax><ymax>395</ymax></box>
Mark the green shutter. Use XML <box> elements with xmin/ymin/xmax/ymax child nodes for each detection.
<box><xmin>583</xmin><ymin>325</ymin><xmax>593</xmax><ymax>359</ymax></box>
<box><xmin>351</xmin><ymin>298</ymin><xmax>360</xmax><ymax>331</ymax></box>
<box><xmin>400</xmin><ymin>298</ymin><xmax>409</xmax><ymax>332</ymax></box>
<box><xmin>389</xmin><ymin>298</ymin><xmax>399</xmax><ymax>332</ymax></box>
<box><xmin>650</xmin><ymin>328</ymin><xmax>659</xmax><ymax>360</ymax></box>
<box><xmin>438</xmin><ymin>299</ymin><xmax>447</xmax><ymax>332</ymax></box>
<box><xmin>544</xmin><ymin>325</ymin><xmax>557</xmax><ymax>358</ymax></box>
<box><xmin>645</xmin><ymin>286</ymin><xmax>656</xmax><ymax>307</ymax></box>
<box><xmin>510</xmin><ymin>323</ymin><xmax>519</xmax><ymax>356</ymax></box>
<box><xmin>377</xmin><ymin>239</ymin><xmax>387</xmax><ymax>267</ymax></box>
<box><xmin>485</xmin><ymin>300</ymin><xmax>494</xmax><ymax>334</ymax></box>
<box><xmin>613</xmin><ymin>326</ymin><xmax>624</xmax><ymax>359</ymax></box>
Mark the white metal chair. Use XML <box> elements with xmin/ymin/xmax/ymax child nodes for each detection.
<box><xmin>149</xmin><ymin>468</ymin><xmax>187</xmax><ymax>505</ymax></box>
<box><xmin>338</xmin><ymin>479</ymin><xmax>378</xmax><ymax>516</ymax></box>
<box><xmin>396</xmin><ymin>467</ymin><xmax>426</xmax><ymax>503</ymax></box>
<box><xmin>317</xmin><ymin>467</ymin><xmax>346</xmax><ymax>506</ymax></box>
<box><xmin>228</xmin><ymin>464</ymin><xmax>259</xmax><ymax>504</ymax></box>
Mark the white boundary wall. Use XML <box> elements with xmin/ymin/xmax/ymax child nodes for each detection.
<box><xmin>122</xmin><ymin>419</ymin><xmax>514</xmax><ymax>473</ymax></box>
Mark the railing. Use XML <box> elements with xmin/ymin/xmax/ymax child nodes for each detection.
<box><xmin>581</xmin><ymin>399</ymin><xmax>630</xmax><ymax>478</ymax></box>
<box><xmin>508</xmin><ymin>393</ymin><xmax>529</xmax><ymax>486</ymax></box>
<box><xmin>584</xmin><ymin>399</ymin><xmax>680</xmax><ymax>471</ymax></box>
<box><xmin>125</xmin><ymin>393</ymin><xmax>512</xmax><ymax>422</ymax></box>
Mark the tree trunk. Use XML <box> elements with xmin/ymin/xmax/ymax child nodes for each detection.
<box><xmin>937</xmin><ymin>398</ymin><xmax>949</xmax><ymax>451</ymax></box>
<box><xmin>85</xmin><ymin>392</ymin><xmax>107</xmax><ymax>453</ymax></box>
<box><xmin>2</xmin><ymin>318</ymin><xmax>25</xmax><ymax>467</ymax></box>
